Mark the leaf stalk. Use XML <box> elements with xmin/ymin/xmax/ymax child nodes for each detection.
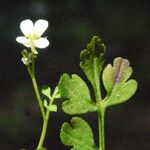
<box><xmin>98</xmin><ymin>107</ymin><xmax>105</xmax><ymax>150</ymax></box>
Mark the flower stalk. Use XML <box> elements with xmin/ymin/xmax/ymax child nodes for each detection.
<box><xmin>27</xmin><ymin>62</ymin><xmax>45</xmax><ymax>119</ymax></box>
<box><xmin>27</xmin><ymin>53</ymin><xmax>54</xmax><ymax>149</ymax></box>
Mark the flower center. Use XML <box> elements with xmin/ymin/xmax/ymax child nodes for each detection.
<box><xmin>26</xmin><ymin>32</ymin><xmax>40</xmax><ymax>40</ymax></box>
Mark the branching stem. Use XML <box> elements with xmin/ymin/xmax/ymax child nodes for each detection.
<box><xmin>26</xmin><ymin>53</ymin><xmax>55</xmax><ymax>149</ymax></box>
<box><xmin>37</xmin><ymin>96</ymin><xmax>55</xmax><ymax>149</ymax></box>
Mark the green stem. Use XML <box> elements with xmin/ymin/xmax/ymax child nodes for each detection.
<box><xmin>98</xmin><ymin>109</ymin><xmax>105</xmax><ymax>150</ymax></box>
<box><xmin>25</xmin><ymin>46</ymin><xmax>53</xmax><ymax>149</ymax></box>
<box><xmin>93</xmin><ymin>58</ymin><xmax>105</xmax><ymax>150</ymax></box>
<box><xmin>37</xmin><ymin>110</ymin><xmax>50</xmax><ymax>149</ymax></box>
<box><xmin>31</xmin><ymin>76</ymin><xmax>46</xmax><ymax>119</ymax></box>
<box><xmin>31</xmin><ymin>55</ymin><xmax>35</xmax><ymax>75</ymax></box>
<box><xmin>37</xmin><ymin>97</ymin><xmax>55</xmax><ymax>149</ymax></box>
<box><xmin>27</xmin><ymin>65</ymin><xmax>45</xmax><ymax>119</ymax></box>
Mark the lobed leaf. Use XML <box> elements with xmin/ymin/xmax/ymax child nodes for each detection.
<box><xmin>80</xmin><ymin>36</ymin><xmax>106</xmax><ymax>90</ymax></box>
<box><xmin>102</xmin><ymin>57</ymin><xmax>132</xmax><ymax>93</ymax></box>
<box><xmin>58</xmin><ymin>73</ymin><xmax>98</xmax><ymax>114</ymax></box>
<box><xmin>43</xmin><ymin>100</ymin><xmax>57</xmax><ymax>112</ymax></box>
<box><xmin>60</xmin><ymin>117</ymin><xmax>98</xmax><ymax>150</ymax></box>
<box><xmin>106</xmin><ymin>79</ymin><xmax>137</xmax><ymax>106</ymax></box>
<box><xmin>42</xmin><ymin>86</ymin><xmax>51</xmax><ymax>99</ymax></box>
<box><xmin>102</xmin><ymin>57</ymin><xmax>137</xmax><ymax>106</ymax></box>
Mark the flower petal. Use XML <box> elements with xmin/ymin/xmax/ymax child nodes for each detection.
<box><xmin>34</xmin><ymin>38</ymin><xmax>49</xmax><ymax>48</ymax></box>
<box><xmin>16</xmin><ymin>36</ymin><xmax>29</xmax><ymax>43</ymax></box>
<box><xmin>34</xmin><ymin>19</ymin><xmax>48</xmax><ymax>36</ymax></box>
<box><xmin>16</xmin><ymin>36</ymin><xmax>31</xmax><ymax>47</ymax></box>
<box><xmin>20</xmin><ymin>19</ymin><xmax>34</xmax><ymax>36</ymax></box>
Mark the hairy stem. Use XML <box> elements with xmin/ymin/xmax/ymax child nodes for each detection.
<box><xmin>93</xmin><ymin>58</ymin><xmax>105</xmax><ymax>150</ymax></box>
<box><xmin>98</xmin><ymin>109</ymin><xmax>105</xmax><ymax>150</ymax></box>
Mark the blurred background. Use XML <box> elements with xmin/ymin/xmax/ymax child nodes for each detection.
<box><xmin>0</xmin><ymin>0</ymin><xmax>149</xmax><ymax>150</ymax></box>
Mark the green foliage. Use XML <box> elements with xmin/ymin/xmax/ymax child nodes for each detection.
<box><xmin>58</xmin><ymin>73</ymin><xmax>98</xmax><ymax>114</ymax></box>
<box><xmin>42</xmin><ymin>86</ymin><xmax>58</xmax><ymax>112</ymax></box>
<box><xmin>80</xmin><ymin>36</ymin><xmax>106</xmax><ymax>91</ymax></box>
<box><xmin>60</xmin><ymin>117</ymin><xmax>98</xmax><ymax>150</ymax></box>
<box><xmin>43</xmin><ymin>100</ymin><xmax>57</xmax><ymax>112</ymax></box>
<box><xmin>102</xmin><ymin>57</ymin><xmax>137</xmax><ymax>106</ymax></box>
<box><xmin>42</xmin><ymin>86</ymin><xmax>51</xmax><ymax>99</ymax></box>
<box><xmin>52</xmin><ymin>86</ymin><xmax>61</xmax><ymax>99</ymax></box>
<box><xmin>59</xmin><ymin>36</ymin><xmax>138</xmax><ymax>150</ymax></box>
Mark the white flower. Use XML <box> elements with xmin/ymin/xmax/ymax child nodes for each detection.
<box><xmin>16</xmin><ymin>19</ymin><xmax>49</xmax><ymax>54</ymax></box>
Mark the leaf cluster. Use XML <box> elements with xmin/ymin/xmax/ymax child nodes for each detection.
<box><xmin>58</xmin><ymin>36</ymin><xmax>137</xmax><ymax>150</ymax></box>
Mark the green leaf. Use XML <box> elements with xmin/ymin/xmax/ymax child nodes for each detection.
<box><xmin>102</xmin><ymin>57</ymin><xmax>138</xmax><ymax>106</ymax></box>
<box><xmin>42</xmin><ymin>86</ymin><xmax>51</xmax><ymax>99</ymax></box>
<box><xmin>106</xmin><ymin>79</ymin><xmax>137</xmax><ymax>106</ymax></box>
<box><xmin>58</xmin><ymin>73</ymin><xmax>98</xmax><ymax>114</ymax></box>
<box><xmin>43</xmin><ymin>100</ymin><xmax>57</xmax><ymax>112</ymax></box>
<box><xmin>53</xmin><ymin>86</ymin><xmax>61</xmax><ymax>99</ymax></box>
<box><xmin>80</xmin><ymin>36</ymin><xmax>106</xmax><ymax>89</ymax></box>
<box><xmin>48</xmin><ymin>104</ymin><xmax>57</xmax><ymax>112</ymax></box>
<box><xmin>60</xmin><ymin>117</ymin><xmax>98</xmax><ymax>150</ymax></box>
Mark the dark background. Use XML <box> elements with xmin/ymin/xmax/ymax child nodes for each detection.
<box><xmin>0</xmin><ymin>0</ymin><xmax>149</xmax><ymax>150</ymax></box>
